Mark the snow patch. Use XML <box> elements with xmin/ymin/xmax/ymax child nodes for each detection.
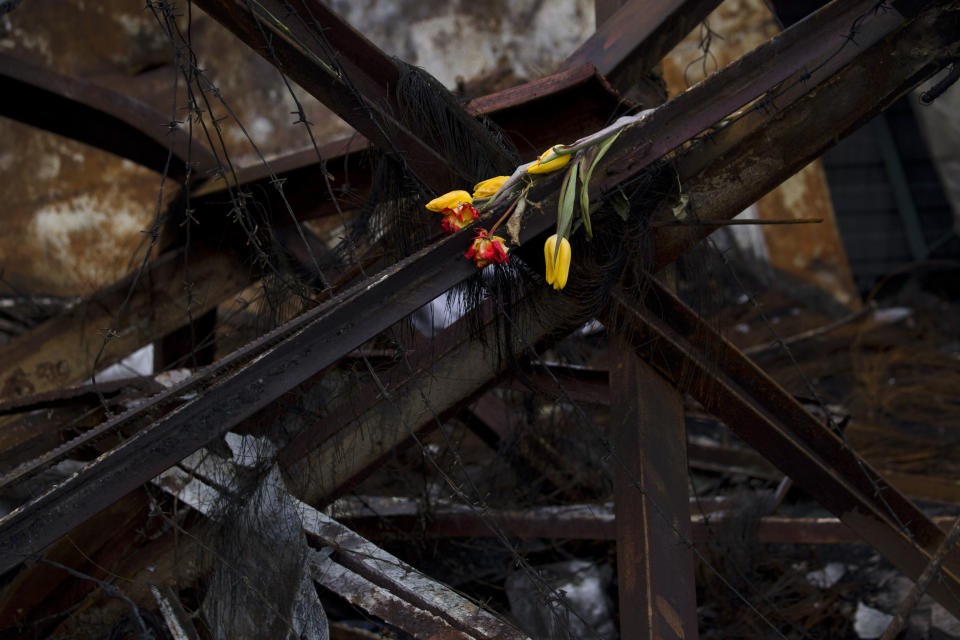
<box><xmin>854</xmin><ymin>602</ymin><xmax>893</xmax><ymax>639</ymax></box>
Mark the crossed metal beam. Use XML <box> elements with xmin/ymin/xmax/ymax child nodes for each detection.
<box><xmin>0</xmin><ymin>0</ymin><xmax>959</xmax><ymax>634</ymax></box>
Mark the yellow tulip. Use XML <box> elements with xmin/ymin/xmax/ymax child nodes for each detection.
<box><xmin>527</xmin><ymin>146</ymin><xmax>570</xmax><ymax>175</ymax></box>
<box><xmin>544</xmin><ymin>234</ymin><xmax>571</xmax><ymax>290</ymax></box>
<box><xmin>426</xmin><ymin>190</ymin><xmax>472</xmax><ymax>212</ymax></box>
<box><xmin>472</xmin><ymin>176</ymin><xmax>509</xmax><ymax>199</ymax></box>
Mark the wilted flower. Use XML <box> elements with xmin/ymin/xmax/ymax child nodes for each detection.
<box><xmin>544</xmin><ymin>234</ymin><xmax>571</xmax><ymax>290</ymax></box>
<box><xmin>527</xmin><ymin>146</ymin><xmax>570</xmax><ymax>174</ymax></box>
<box><xmin>472</xmin><ymin>176</ymin><xmax>509</xmax><ymax>199</ymax></box>
<box><xmin>465</xmin><ymin>228</ymin><xmax>509</xmax><ymax>268</ymax></box>
<box><xmin>426</xmin><ymin>190</ymin><xmax>472</xmax><ymax>212</ymax></box>
<box><xmin>440</xmin><ymin>202</ymin><xmax>478</xmax><ymax>234</ymax></box>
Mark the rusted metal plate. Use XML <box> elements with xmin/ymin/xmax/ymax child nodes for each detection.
<box><xmin>610</xmin><ymin>342</ymin><xmax>698</xmax><ymax>640</ymax></box>
<box><xmin>0</xmin><ymin>53</ymin><xmax>216</xmax><ymax>181</ymax></box>
<box><xmin>755</xmin><ymin>162</ymin><xmax>861</xmax><ymax>307</ymax></box>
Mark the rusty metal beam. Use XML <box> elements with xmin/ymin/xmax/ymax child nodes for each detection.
<box><xmin>0</xmin><ymin>376</ymin><xmax>164</xmax><ymax>417</ymax></box>
<box><xmin>331</xmin><ymin>496</ymin><xmax>958</xmax><ymax>546</ymax></box>
<box><xmin>506</xmin><ymin>362</ymin><xmax>611</xmax><ymax>405</ymax></box>
<box><xmin>646</xmin><ymin>4</ymin><xmax>957</xmax><ymax>270</ymax></box>
<box><xmin>192</xmin><ymin>63</ymin><xmax>623</xmax><ymax>214</ymax></box>
<box><xmin>193</xmin><ymin>0</ymin><xmax>454</xmax><ymax>191</ymax></box>
<box><xmin>595</xmin><ymin>0</ymin><xmax>906</xmax><ymax>198</ymax></box>
<box><xmin>0</xmin><ymin>247</ymin><xmax>251</xmax><ymax>400</ymax></box>
<box><xmin>464</xmin><ymin>391</ymin><xmax>604</xmax><ymax>499</ymax></box>
<box><xmin>609</xmin><ymin>16</ymin><xmax>960</xmax><ymax>611</ymax></box>
<box><xmin>0</xmin><ymin>218</ymin><xmax>566</xmax><ymax>574</ymax></box>
<box><xmin>610</xmin><ymin>340</ymin><xmax>698</xmax><ymax>639</ymax></box>
<box><xmin>288</xmin><ymin>0</ymin><xmax>960</xmax><ymax>619</ymax></box>
<box><xmin>607</xmin><ymin>275</ymin><xmax>960</xmax><ymax>619</ymax></box>
<box><xmin>564</xmin><ymin>0</ymin><xmax>722</xmax><ymax>95</ymax></box>
<box><xmin>0</xmin><ymin>52</ymin><xmax>216</xmax><ymax>181</ymax></box>
<box><xmin>464</xmin><ymin>63</ymin><xmax>627</xmax><ymax>158</ymax></box>
<box><xmin>279</xmin><ymin>286</ymin><xmax>575</xmax><ymax>507</ymax></box>
<box><xmin>0</xmin><ymin>0</ymin><xmax>953</xmax><ymax>581</ymax></box>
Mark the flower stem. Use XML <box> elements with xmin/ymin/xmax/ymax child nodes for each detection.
<box><xmin>489</xmin><ymin>196</ymin><xmax>520</xmax><ymax>235</ymax></box>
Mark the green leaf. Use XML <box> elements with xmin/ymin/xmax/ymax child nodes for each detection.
<box><xmin>555</xmin><ymin>159</ymin><xmax>579</xmax><ymax>263</ymax></box>
<box><xmin>611</xmin><ymin>190</ymin><xmax>630</xmax><ymax>221</ymax></box>
<box><xmin>583</xmin><ymin>129</ymin><xmax>622</xmax><ymax>186</ymax></box>
<box><xmin>578</xmin><ymin>129</ymin><xmax>623</xmax><ymax>240</ymax></box>
<box><xmin>579</xmin><ymin>176</ymin><xmax>593</xmax><ymax>240</ymax></box>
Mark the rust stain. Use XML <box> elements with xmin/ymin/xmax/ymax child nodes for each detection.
<box><xmin>656</xmin><ymin>594</ymin><xmax>686</xmax><ymax>638</ymax></box>
<box><xmin>660</xmin><ymin>0</ymin><xmax>779</xmax><ymax>97</ymax></box>
<box><xmin>756</xmin><ymin>161</ymin><xmax>860</xmax><ymax>307</ymax></box>
<box><xmin>1</xmin><ymin>368</ymin><xmax>35</xmax><ymax>398</ymax></box>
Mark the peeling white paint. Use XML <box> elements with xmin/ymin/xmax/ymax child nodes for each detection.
<box><xmin>113</xmin><ymin>13</ymin><xmax>149</xmax><ymax>38</ymax></box>
<box><xmin>1</xmin><ymin>27</ymin><xmax>52</xmax><ymax>64</ymax></box>
<box><xmin>330</xmin><ymin>0</ymin><xmax>593</xmax><ymax>89</ymax></box>
<box><xmin>33</xmin><ymin>195</ymin><xmax>144</xmax><ymax>240</ymax></box>
<box><xmin>36</xmin><ymin>154</ymin><xmax>61</xmax><ymax>180</ymax></box>
<box><xmin>28</xmin><ymin>192</ymin><xmax>151</xmax><ymax>280</ymax></box>
<box><xmin>778</xmin><ymin>165</ymin><xmax>814</xmax><ymax>214</ymax></box>
<box><xmin>251</xmin><ymin>116</ymin><xmax>275</xmax><ymax>140</ymax></box>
